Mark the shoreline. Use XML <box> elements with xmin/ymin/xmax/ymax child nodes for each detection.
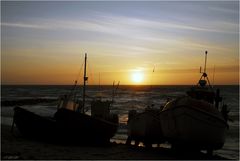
<box><xmin>1</xmin><ymin>124</ymin><xmax>228</xmax><ymax>160</ymax></box>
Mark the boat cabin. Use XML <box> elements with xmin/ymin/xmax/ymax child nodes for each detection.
<box><xmin>91</xmin><ymin>100</ymin><xmax>111</xmax><ymax>119</ymax></box>
<box><xmin>57</xmin><ymin>94</ymin><xmax>81</xmax><ymax>111</ymax></box>
<box><xmin>187</xmin><ymin>86</ymin><xmax>215</xmax><ymax>104</ymax></box>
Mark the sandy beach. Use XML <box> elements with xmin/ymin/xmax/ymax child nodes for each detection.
<box><xmin>1</xmin><ymin>124</ymin><xmax>228</xmax><ymax>160</ymax></box>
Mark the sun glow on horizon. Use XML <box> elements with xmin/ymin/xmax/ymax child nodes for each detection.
<box><xmin>131</xmin><ymin>71</ymin><xmax>144</xmax><ymax>84</ymax></box>
<box><xmin>1</xmin><ymin>2</ymin><xmax>238</xmax><ymax>85</ymax></box>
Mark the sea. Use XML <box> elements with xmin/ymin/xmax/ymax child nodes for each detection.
<box><xmin>1</xmin><ymin>85</ymin><xmax>239</xmax><ymax>159</ymax></box>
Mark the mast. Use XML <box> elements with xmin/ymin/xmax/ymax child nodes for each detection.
<box><xmin>203</xmin><ymin>50</ymin><xmax>211</xmax><ymax>87</ymax></box>
<box><xmin>198</xmin><ymin>50</ymin><xmax>212</xmax><ymax>88</ymax></box>
<box><xmin>82</xmin><ymin>53</ymin><xmax>88</xmax><ymax>113</ymax></box>
<box><xmin>204</xmin><ymin>50</ymin><xmax>207</xmax><ymax>74</ymax></box>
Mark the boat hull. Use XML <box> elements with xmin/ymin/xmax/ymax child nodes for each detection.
<box><xmin>13</xmin><ymin>107</ymin><xmax>58</xmax><ymax>141</ymax></box>
<box><xmin>160</xmin><ymin>97</ymin><xmax>227</xmax><ymax>150</ymax></box>
<box><xmin>54</xmin><ymin>108</ymin><xmax>119</xmax><ymax>144</ymax></box>
<box><xmin>13</xmin><ymin>107</ymin><xmax>118</xmax><ymax>144</ymax></box>
<box><xmin>127</xmin><ymin>109</ymin><xmax>163</xmax><ymax>145</ymax></box>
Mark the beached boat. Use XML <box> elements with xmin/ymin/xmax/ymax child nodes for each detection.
<box><xmin>13</xmin><ymin>106</ymin><xmax>58</xmax><ymax>141</ymax></box>
<box><xmin>126</xmin><ymin>108</ymin><xmax>163</xmax><ymax>147</ymax></box>
<box><xmin>186</xmin><ymin>51</ymin><xmax>219</xmax><ymax>106</ymax></box>
<box><xmin>159</xmin><ymin>51</ymin><xmax>228</xmax><ymax>153</ymax></box>
<box><xmin>160</xmin><ymin>97</ymin><xmax>227</xmax><ymax>151</ymax></box>
<box><xmin>13</xmin><ymin>53</ymin><xmax>119</xmax><ymax>144</ymax></box>
<box><xmin>55</xmin><ymin>102</ymin><xmax>118</xmax><ymax>144</ymax></box>
<box><xmin>126</xmin><ymin>68</ymin><xmax>164</xmax><ymax>147</ymax></box>
<box><xmin>55</xmin><ymin>53</ymin><xmax>119</xmax><ymax>144</ymax></box>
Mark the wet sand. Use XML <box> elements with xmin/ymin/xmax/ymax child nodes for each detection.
<box><xmin>1</xmin><ymin>125</ymin><xmax>228</xmax><ymax>160</ymax></box>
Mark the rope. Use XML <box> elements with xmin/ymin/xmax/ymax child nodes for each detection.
<box><xmin>75</xmin><ymin>58</ymin><xmax>85</xmax><ymax>84</ymax></box>
<box><xmin>68</xmin><ymin>54</ymin><xmax>85</xmax><ymax>99</ymax></box>
<box><xmin>87</xmin><ymin>60</ymin><xmax>95</xmax><ymax>85</ymax></box>
<box><xmin>148</xmin><ymin>66</ymin><xmax>155</xmax><ymax>105</ymax></box>
<box><xmin>150</xmin><ymin>65</ymin><xmax>155</xmax><ymax>90</ymax></box>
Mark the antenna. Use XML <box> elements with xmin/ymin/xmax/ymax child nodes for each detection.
<box><xmin>198</xmin><ymin>50</ymin><xmax>212</xmax><ymax>88</ymax></box>
<box><xmin>150</xmin><ymin>65</ymin><xmax>155</xmax><ymax>90</ymax></box>
<box><xmin>111</xmin><ymin>80</ymin><xmax>120</xmax><ymax>104</ymax></box>
<box><xmin>112</xmin><ymin>80</ymin><xmax>115</xmax><ymax>102</ymax></box>
<box><xmin>204</xmin><ymin>50</ymin><xmax>207</xmax><ymax>73</ymax></box>
<box><xmin>82</xmin><ymin>53</ymin><xmax>88</xmax><ymax>113</ymax></box>
<box><xmin>98</xmin><ymin>72</ymin><xmax>101</xmax><ymax>99</ymax></box>
<box><xmin>98</xmin><ymin>72</ymin><xmax>101</xmax><ymax>92</ymax></box>
<box><xmin>212</xmin><ymin>65</ymin><xmax>215</xmax><ymax>87</ymax></box>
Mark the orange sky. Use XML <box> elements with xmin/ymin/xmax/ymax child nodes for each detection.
<box><xmin>1</xmin><ymin>1</ymin><xmax>239</xmax><ymax>85</ymax></box>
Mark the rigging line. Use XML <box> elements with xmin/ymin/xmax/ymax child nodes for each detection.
<box><xmin>114</xmin><ymin>81</ymin><xmax>120</xmax><ymax>96</ymax></box>
<box><xmin>111</xmin><ymin>81</ymin><xmax>120</xmax><ymax>108</ymax></box>
<box><xmin>71</xmin><ymin>54</ymin><xmax>85</xmax><ymax>100</ymax></box>
<box><xmin>75</xmin><ymin>59</ymin><xmax>84</xmax><ymax>84</ymax></box>
<box><xmin>150</xmin><ymin>65</ymin><xmax>155</xmax><ymax>97</ymax></box>
<box><xmin>98</xmin><ymin>72</ymin><xmax>101</xmax><ymax>95</ymax></box>
<box><xmin>212</xmin><ymin>65</ymin><xmax>215</xmax><ymax>87</ymax></box>
<box><xmin>87</xmin><ymin>60</ymin><xmax>95</xmax><ymax>85</ymax></box>
<box><xmin>150</xmin><ymin>66</ymin><xmax>155</xmax><ymax>90</ymax></box>
<box><xmin>74</xmin><ymin>56</ymin><xmax>85</xmax><ymax>88</ymax></box>
<box><xmin>112</xmin><ymin>81</ymin><xmax>115</xmax><ymax>103</ymax></box>
<box><xmin>147</xmin><ymin>66</ymin><xmax>155</xmax><ymax>106</ymax></box>
<box><xmin>69</xmin><ymin>63</ymin><xmax>83</xmax><ymax>97</ymax></box>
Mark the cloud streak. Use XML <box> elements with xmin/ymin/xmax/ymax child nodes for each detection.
<box><xmin>2</xmin><ymin>12</ymin><xmax>238</xmax><ymax>35</ymax></box>
<box><xmin>1</xmin><ymin>22</ymin><xmax>47</xmax><ymax>29</ymax></box>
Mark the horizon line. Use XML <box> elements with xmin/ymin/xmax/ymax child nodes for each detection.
<box><xmin>1</xmin><ymin>84</ymin><xmax>239</xmax><ymax>86</ymax></box>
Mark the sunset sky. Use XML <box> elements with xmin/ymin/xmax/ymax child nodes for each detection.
<box><xmin>1</xmin><ymin>1</ymin><xmax>239</xmax><ymax>85</ymax></box>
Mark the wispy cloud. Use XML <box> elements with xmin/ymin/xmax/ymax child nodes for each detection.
<box><xmin>209</xmin><ymin>6</ymin><xmax>239</xmax><ymax>14</ymax></box>
<box><xmin>1</xmin><ymin>22</ymin><xmax>47</xmax><ymax>29</ymax></box>
<box><xmin>2</xmin><ymin>13</ymin><xmax>238</xmax><ymax>35</ymax></box>
<box><xmin>2</xmin><ymin>13</ymin><xmax>236</xmax><ymax>58</ymax></box>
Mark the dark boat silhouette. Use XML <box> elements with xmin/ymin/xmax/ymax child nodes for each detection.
<box><xmin>126</xmin><ymin>68</ymin><xmax>164</xmax><ymax>147</ymax></box>
<box><xmin>13</xmin><ymin>53</ymin><xmax>119</xmax><ymax>145</ymax></box>
<box><xmin>126</xmin><ymin>51</ymin><xmax>228</xmax><ymax>154</ymax></box>
<box><xmin>159</xmin><ymin>51</ymin><xmax>228</xmax><ymax>154</ymax></box>
<box><xmin>13</xmin><ymin>107</ymin><xmax>58</xmax><ymax>142</ymax></box>
<box><xmin>126</xmin><ymin>108</ymin><xmax>163</xmax><ymax>147</ymax></box>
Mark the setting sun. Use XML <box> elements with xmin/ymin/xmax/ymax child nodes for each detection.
<box><xmin>1</xmin><ymin>1</ymin><xmax>238</xmax><ymax>85</ymax></box>
<box><xmin>132</xmin><ymin>72</ymin><xmax>144</xmax><ymax>84</ymax></box>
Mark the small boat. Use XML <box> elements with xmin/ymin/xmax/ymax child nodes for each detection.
<box><xmin>159</xmin><ymin>51</ymin><xmax>228</xmax><ymax>153</ymax></box>
<box><xmin>126</xmin><ymin>68</ymin><xmax>164</xmax><ymax>147</ymax></box>
<box><xmin>13</xmin><ymin>53</ymin><xmax>119</xmax><ymax>144</ymax></box>
<box><xmin>126</xmin><ymin>107</ymin><xmax>164</xmax><ymax>147</ymax></box>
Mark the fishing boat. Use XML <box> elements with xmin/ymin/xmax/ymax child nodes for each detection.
<box><xmin>186</xmin><ymin>51</ymin><xmax>221</xmax><ymax>106</ymax></box>
<box><xmin>126</xmin><ymin>107</ymin><xmax>164</xmax><ymax>147</ymax></box>
<box><xmin>13</xmin><ymin>53</ymin><xmax>119</xmax><ymax>144</ymax></box>
<box><xmin>54</xmin><ymin>53</ymin><xmax>119</xmax><ymax>144</ymax></box>
<box><xmin>13</xmin><ymin>106</ymin><xmax>59</xmax><ymax>142</ymax></box>
<box><xmin>159</xmin><ymin>51</ymin><xmax>228</xmax><ymax>154</ymax></box>
<box><xmin>126</xmin><ymin>68</ymin><xmax>164</xmax><ymax>147</ymax></box>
